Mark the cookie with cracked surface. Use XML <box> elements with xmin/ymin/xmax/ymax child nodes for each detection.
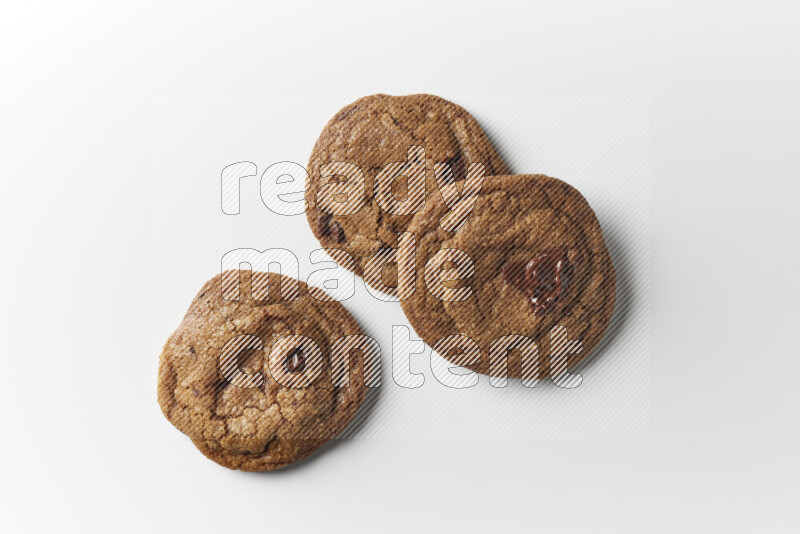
<box><xmin>158</xmin><ymin>270</ymin><xmax>369</xmax><ymax>471</ymax></box>
<box><xmin>398</xmin><ymin>174</ymin><xmax>616</xmax><ymax>379</ymax></box>
<box><xmin>305</xmin><ymin>93</ymin><xmax>509</xmax><ymax>296</ymax></box>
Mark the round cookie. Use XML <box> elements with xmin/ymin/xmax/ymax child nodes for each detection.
<box><xmin>158</xmin><ymin>271</ymin><xmax>369</xmax><ymax>471</ymax></box>
<box><xmin>305</xmin><ymin>94</ymin><xmax>509</xmax><ymax>295</ymax></box>
<box><xmin>399</xmin><ymin>174</ymin><xmax>616</xmax><ymax>379</ymax></box>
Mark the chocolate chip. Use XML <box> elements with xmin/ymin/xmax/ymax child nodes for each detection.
<box><xmin>317</xmin><ymin>213</ymin><xmax>332</xmax><ymax>237</ymax></box>
<box><xmin>329</xmin><ymin>221</ymin><xmax>345</xmax><ymax>243</ymax></box>
<box><xmin>285</xmin><ymin>348</ymin><xmax>306</xmax><ymax>373</ymax></box>
<box><xmin>444</xmin><ymin>153</ymin><xmax>467</xmax><ymax>184</ymax></box>
<box><xmin>318</xmin><ymin>213</ymin><xmax>345</xmax><ymax>243</ymax></box>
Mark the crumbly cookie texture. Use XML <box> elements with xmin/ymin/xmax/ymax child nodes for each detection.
<box><xmin>305</xmin><ymin>93</ymin><xmax>509</xmax><ymax>295</ymax></box>
<box><xmin>158</xmin><ymin>271</ymin><xmax>367</xmax><ymax>471</ymax></box>
<box><xmin>399</xmin><ymin>175</ymin><xmax>616</xmax><ymax>378</ymax></box>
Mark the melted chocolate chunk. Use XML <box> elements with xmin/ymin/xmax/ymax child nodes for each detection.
<box><xmin>285</xmin><ymin>348</ymin><xmax>306</xmax><ymax>373</ymax></box>
<box><xmin>502</xmin><ymin>248</ymin><xmax>575</xmax><ymax>316</ymax></box>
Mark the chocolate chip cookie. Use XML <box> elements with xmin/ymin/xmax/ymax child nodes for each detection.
<box><xmin>305</xmin><ymin>94</ymin><xmax>509</xmax><ymax>296</ymax></box>
<box><xmin>398</xmin><ymin>174</ymin><xmax>616</xmax><ymax>379</ymax></box>
<box><xmin>158</xmin><ymin>270</ymin><xmax>371</xmax><ymax>471</ymax></box>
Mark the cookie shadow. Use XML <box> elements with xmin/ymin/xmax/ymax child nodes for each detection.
<box><xmin>475</xmin><ymin>116</ymin><xmax>515</xmax><ymax>177</ymax></box>
<box><xmin>570</xmin><ymin>210</ymin><xmax>638</xmax><ymax>375</ymax></box>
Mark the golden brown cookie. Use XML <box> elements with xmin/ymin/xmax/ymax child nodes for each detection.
<box><xmin>305</xmin><ymin>94</ymin><xmax>509</xmax><ymax>296</ymax></box>
<box><xmin>398</xmin><ymin>175</ymin><xmax>616</xmax><ymax>380</ymax></box>
<box><xmin>158</xmin><ymin>271</ymin><xmax>370</xmax><ymax>471</ymax></box>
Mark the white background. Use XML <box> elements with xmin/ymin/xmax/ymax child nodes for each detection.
<box><xmin>2</xmin><ymin>1</ymin><xmax>799</xmax><ymax>532</ymax></box>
